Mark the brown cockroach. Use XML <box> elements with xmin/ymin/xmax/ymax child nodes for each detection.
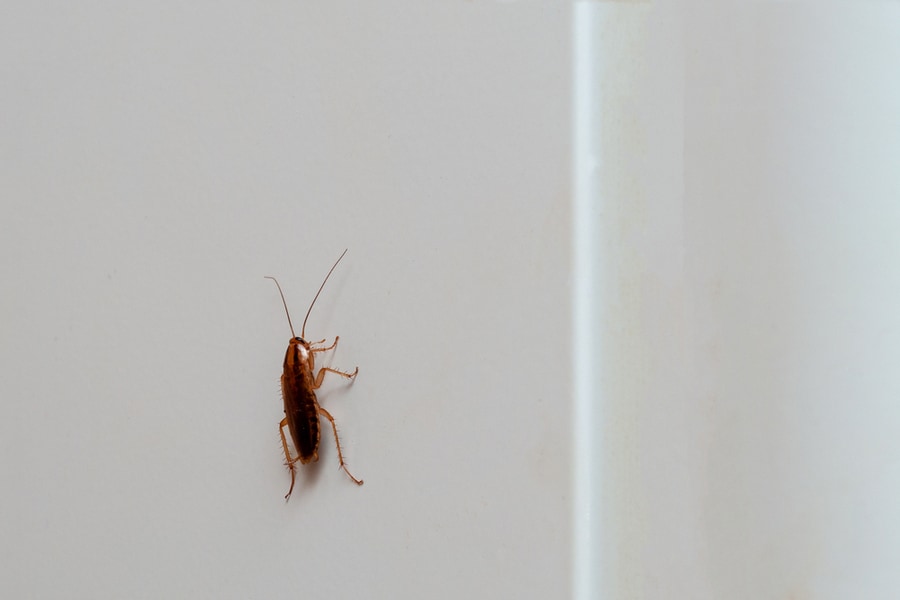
<box><xmin>265</xmin><ymin>249</ymin><xmax>363</xmax><ymax>500</ymax></box>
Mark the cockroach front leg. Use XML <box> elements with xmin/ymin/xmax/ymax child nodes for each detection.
<box><xmin>318</xmin><ymin>407</ymin><xmax>364</xmax><ymax>486</ymax></box>
<box><xmin>278</xmin><ymin>417</ymin><xmax>299</xmax><ymax>501</ymax></box>
<box><xmin>308</xmin><ymin>336</ymin><xmax>358</xmax><ymax>389</ymax></box>
<box><xmin>310</xmin><ymin>336</ymin><xmax>340</xmax><ymax>353</ymax></box>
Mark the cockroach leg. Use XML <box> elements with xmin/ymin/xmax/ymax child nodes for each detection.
<box><xmin>318</xmin><ymin>407</ymin><xmax>364</xmax><ymax>486</ymax></box>
<box><xmin>279</xmin><ymin>417</ymin><xmax>299</xmax><ymax>500</ymax></box>
<box><xmin>313</xmin><ymin>366</ymin><xmax>359</xmax><ymax>389</ymax></box>
<box><xmin>311</xmin><ymin>336</ymin><xmax>339</xmax><ymax>353</ymax></box>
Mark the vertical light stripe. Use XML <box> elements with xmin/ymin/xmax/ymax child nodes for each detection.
<box><xmin>572</xmin><ymin>3</ymin><xmax>598</xmax><ymax>599</ymax></box>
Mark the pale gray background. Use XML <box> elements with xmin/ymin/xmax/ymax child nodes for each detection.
<box><xmin>0</xmin><ymin>3</ymin><xmax>571</xmax><ymax>598</ymax></box>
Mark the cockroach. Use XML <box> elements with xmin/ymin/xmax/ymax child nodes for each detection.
<box><xmin>265</xmin><ymin>249</ymin><xmax>363</xmax><ymax>500</ymax></box>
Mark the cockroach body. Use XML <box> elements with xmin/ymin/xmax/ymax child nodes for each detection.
<box><xmin>265</xmin><ymin>249</ymin><xmax>363</xmax><ymax>500</ymax></box>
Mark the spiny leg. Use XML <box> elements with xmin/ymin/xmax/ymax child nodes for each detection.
<box><xmin>313</xmin><ymin>365</ymin><xmax>359</xmax><ymax>390</ymax></box>
<box><xmin>311</xmin><ymin>336</ymin><xmax>339</xmax><ymax>353</ymax></box>
<box><xmin>308</xmin><ymin>338</ymin><xmax>355</xmax><ymax>383</ymax></box>
<box><xmin>318</xmin><ymin>407</ymin><xmax>364</xmax><ymax>485</ymax></box>
<box><xmin>279</xmin><ymin>417</ymin><xmax>300</xmax><ymax>501</ymax></box>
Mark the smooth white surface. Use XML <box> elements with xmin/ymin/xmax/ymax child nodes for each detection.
<box><xmin>581</xmin><ymin>2</ymin><xmax>900</xmax><ymax>598</ymax></box>
<box><xmin>0</xmin><ymin>3</ymin><xmax>570</xmax><ymax>598</ymax></box>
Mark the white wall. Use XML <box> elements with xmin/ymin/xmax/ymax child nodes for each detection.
<box><xmin>578</xmin><ymin>3</ymin><xmax>900</xmax><ymax>598</ymax></box>
<box><xmin>7</xmin><ymin>2</ymin><xmax>899</xmax><ymax>598</ymax></box>
<box><xmin>0</xmin><ymin>3</ymin><xmax>570</xmax><ymax>598</ymax></box>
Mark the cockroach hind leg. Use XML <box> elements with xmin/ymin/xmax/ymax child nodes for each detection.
<box><xmin>318</xmin><ymin>407</ymin><xmax>364</xmax><ymax>486</ymax></box>
<box><xmin>279</xmin><ymin>417</ymin><xmax>300</xmax><ymax>501</ymax></box>
<box><xmin>284</xmin><ymin>462</ymin><xmax>297</xmax><ymax>501</ymax></box>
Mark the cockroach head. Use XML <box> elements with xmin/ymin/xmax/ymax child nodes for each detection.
<box><xmin>286</xmin><ymin>336</ymin><xmax>310</xmax><ymax>364</ymax></box>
